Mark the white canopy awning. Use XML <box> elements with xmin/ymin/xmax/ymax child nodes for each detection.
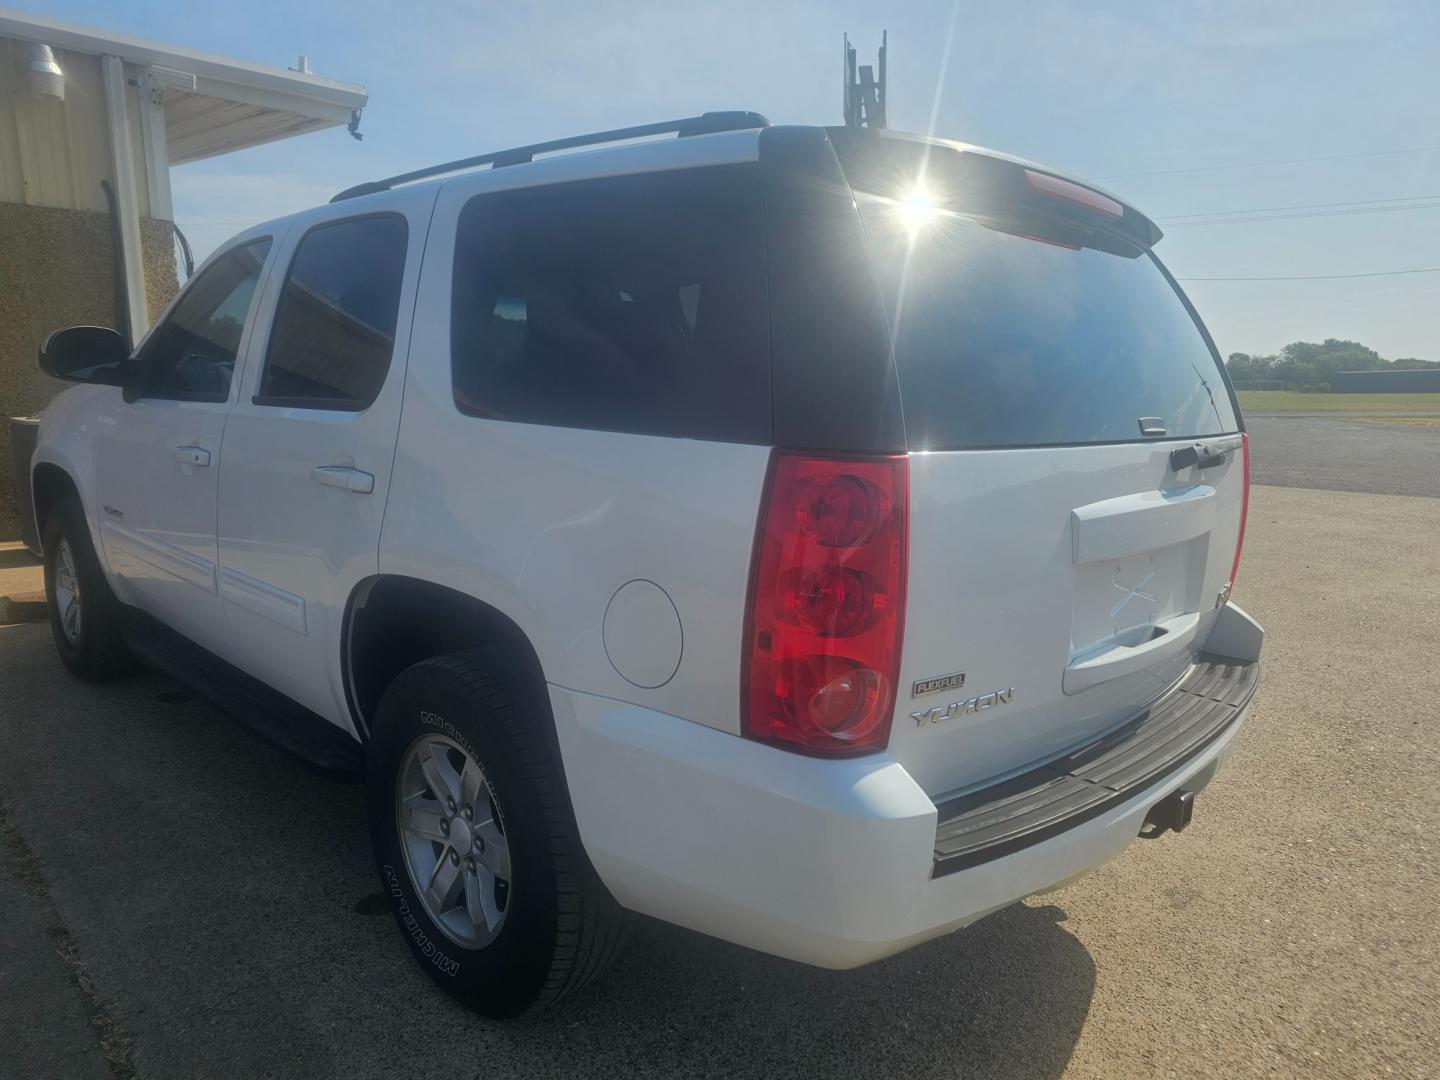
<box><xmin>0</xmin><ymin>8</ymin><xmax>368</xmax><ymax>163</ymax></box>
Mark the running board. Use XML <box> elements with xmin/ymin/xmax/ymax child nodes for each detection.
<box><xmin>121</xmin><ymin>608</ymin><xmax>364</xmax><ymax>781</ymax></box>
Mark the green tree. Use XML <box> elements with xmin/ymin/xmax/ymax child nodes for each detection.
<box><xmin>1224</xmin><ymin>339</ymin><xmax>1432</xmax><ymax>390</ymax></box>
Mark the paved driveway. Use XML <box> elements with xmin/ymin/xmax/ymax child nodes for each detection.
<box><xmin>1247</xmin><ymin>415</ymin><xmax>1440</xmax><ymax>498</ymax></box>
<box><xmin>3</xmin><ymin>482</ymin><xmax>1438</xmax><ymax>1079</ymax></box>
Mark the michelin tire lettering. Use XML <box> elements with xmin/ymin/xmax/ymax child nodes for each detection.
<box><xmin>385</xmin><ymin>864</ymin><xmax>460</xmax><ymax>977</ymax></box>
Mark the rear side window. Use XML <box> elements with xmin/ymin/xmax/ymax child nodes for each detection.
<box><xmin>257</xmin><ymin>214</ymin><xmax>408</xmax><ymax>410</ymax></box>
<box><xmin>450</xmin><ymin>165</ymin><xmax>770</xmax><ymax>443</ymax></box>
<box><xmin>839</xmin><ymin>143</ymin><xmax>1237</xmax><ymax>449</ymax></box>
<box><xmin>140</xmin><ymin>238</ymin><xmax>271</xmax><ymax>401</ymax></box>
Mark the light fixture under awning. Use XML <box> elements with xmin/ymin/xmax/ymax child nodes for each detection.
<box><xmin>0</xmin><ymin>8</ymin><xmax>368</xmax><ymax>163</ymax></box>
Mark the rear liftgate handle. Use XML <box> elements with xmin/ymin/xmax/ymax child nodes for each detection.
<box><xmin>1169</xmin><ymin>434</ymin><xmax>1245</xmax><ymax>472</ymax></box>
<box><xmin>310</xmin><ymin>465</ymin><xmax>374</xmax><ymax>494</ymax></box>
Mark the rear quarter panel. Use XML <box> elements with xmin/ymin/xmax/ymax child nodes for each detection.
<box><xmin>379</xmin><ymin>141</ymin><xmax>774</xmax><ymax>733</ymax></box>
<box><xmin>379</xmin><ymin>385</ymin><xmax>769</xmax><ymax>734</ymax></box>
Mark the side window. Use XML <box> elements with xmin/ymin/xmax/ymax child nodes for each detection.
<box><xmin>140</xmin><ymin>238</ymin><xmax>271</xmax><ymax>401</ymax></box>
<box><xmin>450</xmin><ymin>165</ymin><xmax>770</xmax><ymax>443</ymax></box>
<box><xmin>256</xmin><ymin>214</ymin><xmax>409</xmax><ymax>410</ymax></box>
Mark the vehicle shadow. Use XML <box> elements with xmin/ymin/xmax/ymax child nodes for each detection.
<box><xmin>0</xmin><ymin>634</ymin><xmax>1096</xmax><ymax>1080</ymax></box>
<box><xmin>525</xmin><ymin>902</ymin><xmax>1096</xmax><ymax>1080</ymax></box>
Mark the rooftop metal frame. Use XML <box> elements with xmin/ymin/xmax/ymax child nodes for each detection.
<box><xmin>331</xmin><ymin>110</ymin><xmax>770</xmax><ymax>202</ymax></box>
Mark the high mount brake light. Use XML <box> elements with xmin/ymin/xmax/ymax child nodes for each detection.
<box><xmin>742</xmin><ymin>453</ymin><xmax>908</xmax><ymax>757</ymax></box>
<box><xmin>1023</xmin><ymin>169</ymin><xmax>1124</xmax><ymax>219</ymax></box>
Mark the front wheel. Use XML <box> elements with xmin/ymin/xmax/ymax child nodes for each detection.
<box><xmin>366</xmin><ymin>649</ymin><xmax>629</xmax><ymax>1018</ymax></box>
<box><xmin>42</xmin><ymin>497</ymin><xmax>133</xmax><ymax>681</ymax></box>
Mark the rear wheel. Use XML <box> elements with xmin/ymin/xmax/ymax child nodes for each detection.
<box><xmin>42</xmin><ymin>497</ymin><xmax>133</xmax><ymax>681</ymax></box>
<box><xmin>366</xmin><ymin>648</ymin><xmax>628</xmax><ymax>1018</ymax></box>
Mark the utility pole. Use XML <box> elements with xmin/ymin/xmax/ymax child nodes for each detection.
<box><xmin>843</xmin><ymin>31</ymin><xmax>887</xmax><ymax>129</ymax></box>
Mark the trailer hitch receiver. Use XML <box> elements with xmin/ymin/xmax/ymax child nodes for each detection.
<box><xmin>1139</xmin><ymin>789</ymin><xmax>1195</xmax><ymax>839</ymax></box>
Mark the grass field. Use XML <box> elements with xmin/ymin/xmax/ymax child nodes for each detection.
<box><xmin>1236</xmin><ymin>390</ymin><xmax>1440</xmax><ymax>413</ymax></box>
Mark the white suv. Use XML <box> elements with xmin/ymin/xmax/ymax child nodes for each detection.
<box><xmin>29</xmin><ymin>113</ymin><xmax>1263</xmax><ymax>1018</ymax></box>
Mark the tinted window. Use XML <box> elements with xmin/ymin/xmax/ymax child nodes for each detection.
<box><xmin>141</xmin><ymin>239</ymin><xmax>270</xmax><ymax>400</ymax></box>
<box><xmin>759</xmin><ymin>128</ymin><xmax>905</xmax><ymax>454</ymax></box>
<box><xmin>258</xmin><ymin>215</ymin><xmax>408</xmax><ymax>409</ymax></box>
<box><xmin>846</xmin><ymin>167</ymin><xmax>1237</xmax><ymax>450</ymax></box>
<box><xmin>451</xmin><ymin>165</ymin><xmax>770</xmax><ymax>443</ymax></box>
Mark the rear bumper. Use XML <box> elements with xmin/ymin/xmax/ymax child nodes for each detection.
<box><xmin>932</xmin><ymin>656</ymin><xmax>1258</xmax><ymax>876</ymax></box>
<box><xmin>550</xmin><ymin>642</ymin><xmax>1258</xmax><ymax>969</ymax></box>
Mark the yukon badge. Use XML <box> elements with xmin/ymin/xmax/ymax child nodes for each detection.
<box><xmin>912</xmin><ymin>687</ymin><xmax>1015</xmax><ymax>726</ymax></box>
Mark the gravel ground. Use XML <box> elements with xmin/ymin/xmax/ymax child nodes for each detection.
<box><xmin>1248</xmin><ymin>415</ymin><xmax>1440</xmax><ymax>498</ymax></box>
<box><xmin>1</xmin><ymin>483</ymin><xmax>1437</xmax><ymax>1079</ymax></box>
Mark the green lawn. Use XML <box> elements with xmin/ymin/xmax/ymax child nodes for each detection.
<box><xmin>1236</xmin><ymin>390</ymin><xmax>1440</xmax><ymax>413</ymax></box>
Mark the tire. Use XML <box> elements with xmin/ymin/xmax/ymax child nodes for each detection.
<box><xmin>42</xmin><ymin>497</ymin><xmax>134</xmax><ymax>681</ymax></box>
<box><xmin>366</xmin><ymin>647</ymin><xmax>629</xmax><ymax>1018</ymax></box>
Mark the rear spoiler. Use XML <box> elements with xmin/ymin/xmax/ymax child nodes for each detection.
<box><xmin>824</xmin><ymin>127</ymin><xmax>1163</xmax><ymax>255</ymax></box>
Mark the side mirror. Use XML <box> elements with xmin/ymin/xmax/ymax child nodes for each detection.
<box><xmin>38</xmin><ymin>325</ymin><xmax>130</xmax><ymax>386</ymax></box>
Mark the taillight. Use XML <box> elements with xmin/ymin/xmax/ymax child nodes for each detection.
<box><xmin>1225</xmin><ymin>433</ymin><xmax>1251</xmax><ymax>600</ymax></box>
<box><xmin>742</xmin><ymin>452</ymin><xmax>908</xmax><ymax>757</ymax></box>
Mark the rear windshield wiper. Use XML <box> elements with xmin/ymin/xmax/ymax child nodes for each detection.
<box><xmin>1190</xmin><ymin>362</ymin><xmax>1228</xmax><ymax>430</ymax></box>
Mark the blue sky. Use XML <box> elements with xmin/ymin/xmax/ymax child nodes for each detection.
<box><xmin>37</xmin><ymin>0</ymin><xmax>1440</xmax><ymax>359</ymax></box>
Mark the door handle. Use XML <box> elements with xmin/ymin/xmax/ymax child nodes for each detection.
<box><xmin>173</xmin><ymin>445</ymin><xmax>211</xmax><ymax>468</ymax></box>
<box><xmin>310</xmin><ymin>465</ymin><xmax>375</xmax><ymax>494</ymax></box>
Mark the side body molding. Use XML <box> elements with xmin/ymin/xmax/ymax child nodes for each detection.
<box><xmin>219</xmin><ymin>566</ymin><xmax>308</xmax><ymax>635</ymax></box>
<box><xmin>101</xmin><ymin>519</ymin><xmax>218</xmax><ymax>595</ymax></box>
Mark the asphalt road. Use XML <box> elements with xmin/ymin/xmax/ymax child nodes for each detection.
<box><xmin>1248</xmin><ymin>415</ymin><xmax>1440</xmax><ymax>498</ymax></box>
<box><xmin>3</xmin><ymin>481</ymin><xmax>1438</xmax><ymax>1079</ymax></box>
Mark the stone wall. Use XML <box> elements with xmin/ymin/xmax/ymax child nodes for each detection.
<box><xmin>0</xmin><ymin>201</ymin><xmax>177</xmax><ymax>540</ymax></box>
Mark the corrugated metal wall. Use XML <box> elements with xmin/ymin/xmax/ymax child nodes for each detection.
<box><xmin>0</xmin><ymin>40</ymin><xmax>151</xmax><ymax>216</ymax></box>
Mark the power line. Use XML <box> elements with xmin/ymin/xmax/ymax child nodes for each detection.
<box><xmin>1164</xmin><ymin>201</ymin><xmax>1440</xmax><ymax>227</ymax></box>
<box><xmin>1178</xmin><ymin>267</ymin><xmax>1440</xmax><ymax>282</ymax></box>
<box><xmin>1096</xmin><ymin>144</ymin><xmax>1440</xmax><ymax>181</ymax></box>
<box><xmin>1158</xmin><ymin>192</ymin><xmax>1440</xmax><ymax>221</ymax></box>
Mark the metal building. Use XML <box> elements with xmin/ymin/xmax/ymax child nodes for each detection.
<box><xmin>1331</xmin><ymin>369</ymin><xmax>1440</xmax><ymax>393</ymax></box>
<box><xmin>0</xmin><ymin>8</ymin><xmax>368</xmax><ymax>539</ymax></box>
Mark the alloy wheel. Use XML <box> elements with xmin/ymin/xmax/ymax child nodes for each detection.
<box><xmin>54</xmin><ymin>538</ymin><xmax>82</xmax><ymax>645</ymax></box>
<box><xmin>395</xmin><ymin>734</ymin><xmax>511</xmax><ymax>948</ymax></box>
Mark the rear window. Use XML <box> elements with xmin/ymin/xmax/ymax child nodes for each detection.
<box><xmin>450</xmin><ymin>165</ymin><xmax>770</xmax><ymax>443</ymax></box>
<box><xmin>258</xmin><ymin>214</ymin><xmax>408</xmax><ymax>410</ymax></box>
<box><xmin>840</xmin><ymin>144</ymin><xmax>1237</xmax><ymax>450</ymax></box>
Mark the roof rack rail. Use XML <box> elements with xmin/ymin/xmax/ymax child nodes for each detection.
<box><xmin>331</xmin><ymin>110</ymin><xmax>770</xmax><ymax>202</ymax></box>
